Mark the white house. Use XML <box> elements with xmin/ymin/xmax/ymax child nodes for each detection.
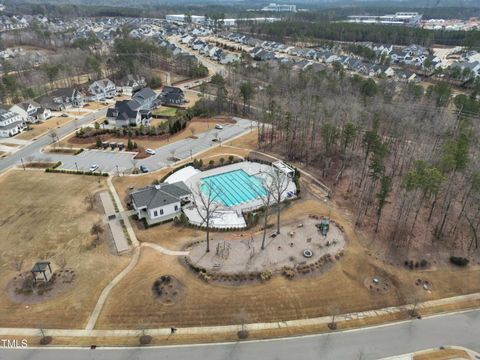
<box><xmin>87</xmin><ymin>79</ymin><xmax>116</xmax><ymax>101</ymax></box>
<box><xmin>10</xmin><ymin>100</ymin><xmax>51</xmax><ymax>123</ymax></box>
<box><xmin>130</xmin><ymin>181</ymin><xmax>192</xmax><ymax>225</ymax></box>
<box><xmin>0</xmin><ymin>107</ymin><xmax>25</xmax><ymax>137</ymax></box>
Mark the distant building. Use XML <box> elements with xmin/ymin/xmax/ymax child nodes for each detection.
<box><xmin>261</xmin><ymin>3</ymin><xmax>297</xmax><ymax>13</ymax></box>
<box><xmin>347</xmin><ymin>12</ymin><xmax>422</xmax><ymax>26</ymax></box>
<box><xmin>165</xmin><ymin>15</ymin><xmax>206</xmax><ymax>24</ymax></box>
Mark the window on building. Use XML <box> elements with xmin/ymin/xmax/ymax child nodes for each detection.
<box><xmin>174</xmin><ymin>205</ymin><xmax>178</xmax><ymax>211</ymax></box>
<box><xmin>153</xmin><ymin>210</ymin><xmax>158</xmax><ymax>217</ymax></box>
<box><xmin>160</xmin><ymin>209</ymin><xmax>164</xmax><ymax>215</ymax></box>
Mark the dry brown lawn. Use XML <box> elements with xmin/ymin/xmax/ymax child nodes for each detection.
<box><xmin>84</xmin><ymin>102</ymin><xmax>109</xmax><ymax>110</ymax></box>
<box><xmin>184</xmin><ymin>90</ymin><xmax>201</xmax><ymax>108</ymax></box>
<box><xmin>224</xmin><ymin>129</ymin><xmax>259</xmax><ymax>149</ymax></box>
<box><xmin>413</xmin><ymin>348</ymin><xmax>471</xmax><ymax>360</ymax></box>
<box><xmin>0</xmin><ymin>171</ymin><xmax>129</xmax><ymax>328</ymax></box>
<box><xmin>95</xmin><ymin>191</ymin><xmax>480</xmax><ymax>329</ymax></box>
<box><xmin>16</xmin><ymin>117</ymin><xmax>72</xmax><ymax>141</ymax></box>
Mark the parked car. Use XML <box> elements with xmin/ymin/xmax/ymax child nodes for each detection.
<box><xmin>145</xmin><ymin>148</ymin><xmax>156</xmax><ymax>155</ymax></box>
<box><xmin>89</xmin><ymin>164</ymin><xmax>99</xmax><ymax>172</ymax></box>
<box><xmin>61</xmin><ymin>113</ymin><xmax>69</xmax><ymax>117</ymax></box>
<box><xmin>215</xmin><ymin>124</ymin><xmax>224</xmax><ymax>130</ymax></box>
<box><xmin>140</xmin><ymin>165</ymin><xmax>149</xmax><ymax>173</ymax></box>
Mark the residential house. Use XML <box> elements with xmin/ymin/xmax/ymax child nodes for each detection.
<box><xmin>87</xmin><ymin>79</ymin><xmax>116</xmax><ymax>101</ymax></box>
<box><xmin>10</xmin><ymin>100</ymin><xmax>42</xmax><ymax>123</ymax></box>
<box><xmin>130</xmin><ymin>181</ymin><xmax>192</xmax><ymax>225</ymax></box>
<box><xmin>117</xmin><ymin>76</ymin><xmax>146</xmax><ymax>96</ymax></box>
<box><xmin>219</xmin><ymin>53</ymin><xmax>240</xmax><ymax>65</ymax></box>
<box><xmin>158</xmin><ymin>86</ymin><xmax>186</xmax><ymax>106</ymax></box>
<box><xmin>38</xmin><ymin>87</ymin><xmax>84</xmax><ymax>110</ymax></box>
<box><xmin>0</xmin><ymin>107</ymin><xmax>25</xmax><ymax>137</ymax></box>
<box><xmin>106</xmin><ymin>87</ymin><xmax>158</xmax><ymax>127</ymax></box>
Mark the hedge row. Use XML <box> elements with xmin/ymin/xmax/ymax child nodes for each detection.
<box><xmin>45</xmin><ymin>168</ymin><xmax>109</xmax><ymax>177</ymax></box>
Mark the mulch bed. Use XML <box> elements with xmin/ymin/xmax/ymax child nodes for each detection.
<box><xmin>151</xmin><ymin>275</ymin><xmax>184</xmax><ymax>305</ymax></box>
<box><xmin>5</xmin><ymin>269</ymin><xmax>76</xmax><ymax>304</ymax></box>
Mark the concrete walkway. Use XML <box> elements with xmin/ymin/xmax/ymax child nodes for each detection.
<box><xmin>84</xmin><ymin>247</ymin><xmax>141</xmax><ymax>331</ymax></box>
<box><xmin>107</xmin><ymin>177</ymin><xmax>139</xmax><ymax>248</ymax></box>
<box><xmin>141</xmin><ymin>242</ymin><xmax>189</xmax><ymax>256</ymax></box>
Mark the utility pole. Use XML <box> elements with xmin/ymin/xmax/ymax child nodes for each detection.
<box><xmin>20</xmin><ymin>158</ymin><xmax>25</xmax><ymax>170</ymax></box>
<box><xmin>75</xmin><ymin>162</ymin><xmax>78</xmax><ymax>171</ymax></box>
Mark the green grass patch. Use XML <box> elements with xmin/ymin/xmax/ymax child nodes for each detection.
<box><xmin>153</xmin><ymin>107</ymin><xmax>178</xmax><ymax>117</ymax></box>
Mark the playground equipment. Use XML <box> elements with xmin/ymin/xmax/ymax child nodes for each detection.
<box><xmin>216</xmin><ymin>241</ymin><xmax>231</xmax><ymax>260</ymax></box>
<box><xmin>316</xmin><ymin>218</ymin><xmax>330</xmax><ymax>236</ymax></box>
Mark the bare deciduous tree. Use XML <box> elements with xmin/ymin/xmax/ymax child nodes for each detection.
<box><xmin>191</xmin><ymin>182</ymin><xmax>223</xmax><ymax>253</ymax></box>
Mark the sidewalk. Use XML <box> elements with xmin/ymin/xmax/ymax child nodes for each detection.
<box><xmin>0</xmin><ymin>292</ymin><xmax>478</xmax><ymax>338</ymax></box>
<box><xmin>107</xmin><ymin>177</ymin><xmax>139</xmax><ymax>248</ymax></box>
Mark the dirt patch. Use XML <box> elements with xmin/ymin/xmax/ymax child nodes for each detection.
<box><xmin>151</xmin><ymin>275</ymin><xmax>184</xmax><ymax>305</ymax></box>
<box><xmin>5</xmin><ymin>269</ymin><xmax>76</xmax><ymax>305</ymax></box>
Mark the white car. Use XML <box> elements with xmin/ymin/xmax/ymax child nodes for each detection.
<box><xmin>145</xmin><ymin>148</ymin><xmax>156</xmax><ymax>155</ymax></box>
<box><xmin>89</xmin><ymin>164</ymin><xmax>99</xmax><ymax>172</ymax></box>
<box><xmin>215</xmin><ymin>124</ymin><xmax>224</xmax><ymax>130</ymax></box>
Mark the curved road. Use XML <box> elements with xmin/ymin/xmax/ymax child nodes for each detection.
<box><xmin>1</xmin><ymin>310</ymin><xmax>479</xmax><ymax>359</ymax></box>
<box><xmin>0</xmin><ymin>107</ymin><xmax>254</xmax><ymax>174</ymax></box>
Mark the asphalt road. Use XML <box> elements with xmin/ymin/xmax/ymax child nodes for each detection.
<box><xmin>0</xmin><ymin>109</ymin><xmax>107</xmax><ymax>173</ymax></box>
<box><xmin>0</xmin><ymin>110</ymin><xmax>254</xmax><ymax>174</ymax></box>
<box><xmin>1</xmin><ymin>310</ymin><xmax>479</xmax><ymax>360</ymax></box>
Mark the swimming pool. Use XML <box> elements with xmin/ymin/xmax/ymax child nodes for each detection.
<box><xmin>201</xmin><ymin>169</ymin><xmax>267</xmax><ymax>207</ymax></box>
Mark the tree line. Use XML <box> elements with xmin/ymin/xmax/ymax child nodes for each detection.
<box><xmin>245</xmin><ymin>20</ymin><xmax>480</xmax><ymax>48</ymax></box>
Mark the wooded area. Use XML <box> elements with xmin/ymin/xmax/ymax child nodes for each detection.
<box><xmin>197</xmin><ymin>62</ymin><xmax>480</xmax><ymax>261</ymax></box>
<box><xmin>246</xmin><ymin>21</ymin><xmax>480</xmax><ymax>48</ymax></box>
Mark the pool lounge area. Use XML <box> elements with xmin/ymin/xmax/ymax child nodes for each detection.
<box><xmin>183</xmin><ymin>161</ymin><xmax>297</xmax><ymax>229</ymax></box>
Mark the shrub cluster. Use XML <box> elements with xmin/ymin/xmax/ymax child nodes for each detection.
<box><xmin>45</xmin><ymin>168</ymin><xmax>109</xmax><ymax>177</ymax></box>
<box><xmin>450</xmin><ymin>256</ymin><xmax>469</xmax><ymax>267</ymax></box>
<box><xmin>404</xmin><ymin>259</ymin><xmax>429</xmax><ymax>270</ymax></box>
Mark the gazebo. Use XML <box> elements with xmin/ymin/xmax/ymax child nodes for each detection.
<box><xmin>31</xmin><ymin>261</ymin><xmax>53</xmax><ymax>283</ymax></box>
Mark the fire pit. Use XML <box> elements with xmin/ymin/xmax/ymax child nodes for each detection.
<box><xmin>303</xmin><ymin>249</ymin><xmax>313</xmax><ymax>258</ymax></box>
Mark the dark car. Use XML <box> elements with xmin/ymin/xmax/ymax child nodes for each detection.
<box><xmin>140</xmin><ymin>165</ymin><xmax>149</xmax><ymax>173</ymax></box>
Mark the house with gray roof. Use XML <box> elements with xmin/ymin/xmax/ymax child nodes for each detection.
<box><xmin>106</xmin><ymin>87</ymin><xmax>158</xmax><ymax>127</ymax></box>
<box><xmin>130</xmin><ymin>181</ymin><xmax>192</xmax><ymax>225</ymax></box>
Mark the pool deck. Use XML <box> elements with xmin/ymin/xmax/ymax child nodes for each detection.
<box><xmin>183</xmin><ymin>161</ymin><xmax>297</xmax><ymax>229</ymax></box>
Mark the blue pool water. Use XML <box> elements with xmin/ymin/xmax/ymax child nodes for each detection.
<box><xmin>201</xmin><ymin>169</ymin><xmax>267</xmax><ymax>207</ymax></box>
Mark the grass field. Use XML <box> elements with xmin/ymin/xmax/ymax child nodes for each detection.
<box><xmin>95</xmin><ymin>193</ymin><xmax>480</xmax><ymax>329</ymax></box>
<box><xmin>16</xmin><ymin>117</ymin><xmax>72</xmax><ymax>141</ymax></box>
<box><xmin>0</xmin><ymin>171</ymin><xmax>129</xmax><ymax>328</ymax></box>
<box><xmin>153</xmin><ymin>107</ymin><xmax>177</xmax><ymax>117</ymax></box>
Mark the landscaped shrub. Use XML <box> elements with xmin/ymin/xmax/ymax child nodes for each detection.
<box><xmin>259</xmin><ymin>270</ymin><xmax>272</xmax><ymax>282</ymax></box>
<box><xmin>282</xmin><ymin>266</ymin><xmax>296</xmax><ymax>279</ymax></box>
<box><xmin>450</xmin><ymin>256</ymin><xmax>469</xmax><ymax>267</ymax></box>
